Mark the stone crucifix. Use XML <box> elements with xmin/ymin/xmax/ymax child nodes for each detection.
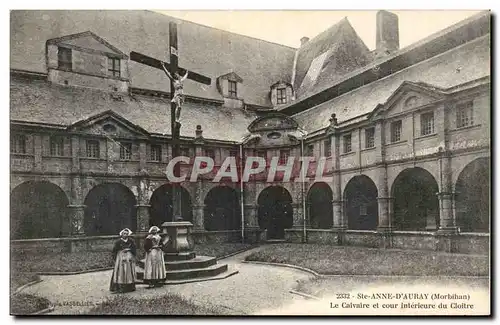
<box><xmin>130</xmin><ymin>21</ymin><xmax>211</xmax><ymax>222</ymax></box>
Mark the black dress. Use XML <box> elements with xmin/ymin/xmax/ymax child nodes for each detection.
<box><xmin>109</xmin><ymin>238</ymin><xmax>137</xmax><ymax>293</ymax></box>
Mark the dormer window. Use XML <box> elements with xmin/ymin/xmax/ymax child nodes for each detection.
<box><xmin>228</xmin><ymin>80</ymin><xmax>237</xmax><ymax>98</ymax></box>
<box><xmin>277</xmin><ymin>88</ymin><xmax>287</xmax><ymax>104</ymax></box>
<box><xmin>46</xmin><ymin>31</ymin><xmax>129</xmax><ymax>91</ymax></box>
<box><xmin>216</xmin><ymin>72</ymin><xmax>243</xmax><ymax>102</ymax></box>
<box><xmin>108</xmin><ymin>57</ymin><xmax>121</xmax><ymax>78</ymax></box>
<box><xmin>270</xmin><ymin>81</ymin><xmax>294</xmax><ymax>107</ymax></box>
<box><xmin>58</xmin><ymin>47</ymin><xmax>72</xmax><ymax>70</ymax></box>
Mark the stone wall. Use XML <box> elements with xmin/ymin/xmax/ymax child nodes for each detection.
<box><xmin>11</xmin><ymin>229</ymin><xmax>265</xmax><ymax>254</ymax></box>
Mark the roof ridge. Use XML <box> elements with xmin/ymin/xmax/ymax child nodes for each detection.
<box><xmin>298</xmin><ymin>16</ymin><xmax>351</xmax><ymax>49</ymax></box>
<box><xmin>146</xmin><ymin>10</ymin><xmax>298</xmax><ymax>50</ymax></box>
<box><xmin>291</xmin><ymin>34</ymin><xmax>489</xmax><ymax>120</ymax></box>
<box><xmin>285</xmin><ymin>10</ymin><xmax>489</xmax><ymax>110</ymax></box>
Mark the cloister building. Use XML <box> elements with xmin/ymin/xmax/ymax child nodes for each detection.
<box><xmin>10</xmin><ymin>10</ymin><xmax>490</xmax><ymax>254</ymax></box>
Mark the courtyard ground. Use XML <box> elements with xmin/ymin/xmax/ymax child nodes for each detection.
<box><xmin>245</xmin><ymin>243</ymin><xmax>489</xmax><ymax>276</ymax></box>
<box><xmin>13</xmin><ymin>244</ymin><xmax>490</xmax><ymax>315</ymax></box>
<box><xmin>10</xmin><ymin>243</ymin><xmax>254</xmax><ymax>315</ymax></box>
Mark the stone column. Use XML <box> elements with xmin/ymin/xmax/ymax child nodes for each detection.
<box><xmin>437</xmin><ymin>192</ymin><xmax>456</xmax><ymax>232</ymax></box>
<box><xmin>376</xmin><ymin>165</ymin><xmax>392</xmax><ymax>231</ymax></box>
<box><xmin>244</xmin><ymin>204</ymin><xmax>259</xmax><ymax>229</ymax></box>
<box><xmin>437</xmin><ymin>148</ymin><xmax>457</xmax><ymax>234</ymax></box>
<box><xmin>291</xmin><ymin>202</ymin><xmax>304</xmax><ymax>229</ymax></box>
<box><xmin>192</xmin><ymin>181</ymin><xmax>205</xmax><ymax>231</ymax></box>
<box><xmin>192</xmin><ymin>204</ymin><xmax>205</xmax><ymax>230</ymax></box>
<box><xmin>136</xmin><ymin>204</ymin><xmax>151</xmax><ymax>232</ymax></box>
<box><xmin>243</xmin><ymin>203</ymin><xmax>263</xmax><ymax>243</ymax></box>
<box><xmin>331</xmin><ymin>172</ymin><xmax>345</xmax><ymax>230</ymax></box>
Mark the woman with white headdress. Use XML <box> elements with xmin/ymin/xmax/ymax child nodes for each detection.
<box><xmin>143</xmin><ymin>225</ymin><xmax>166</xmax><ymax>288</ymax></box>
<box><xmin>109</xmin><ymin>228</ymin><xmax>137</xmax><ymax>293</ymax></box>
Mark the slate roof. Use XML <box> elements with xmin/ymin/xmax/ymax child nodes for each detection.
<box><xmin>10</xmin><ymin>10</ymin><xmax>296</xmax><ymax>107</ymax></box>
<box><xmin>293</xmin><ymin>18</ymin><xmax>371</xmax><ymax>98</ymax></box>
<box><xmin>293</xmin><ymin>34</ymin><xmax>490</xmax><ymax>134</ymax></box>
<box><xmin>10</xmin><ymin>78</ymin><xmax>258</xmax><ymax>142</ymax></box>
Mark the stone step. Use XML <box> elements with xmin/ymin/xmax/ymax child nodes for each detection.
<box><xmin>137</xmin><ymin>255</ymin><xmax>217</xmax><ymax>271</ymax></box>
<box><xmin>136</xmin><ymin>263</ymin><xmax>228</xmax><ymax>281</ymax></box>
<box><xmin>266</xmin><ymin>239</ymin><xmax>286</xmax><ymax>243</ymax></box>
<box><xmin>164</xmin><ymin>252</ymin><xmax>196</xmax><ymax>261</ymax></box>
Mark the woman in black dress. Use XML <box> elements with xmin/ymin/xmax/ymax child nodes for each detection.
<box><xmin>109</xmin><ymin>228</ymin><xmax>137</xmax><ymax>293</ymax></box>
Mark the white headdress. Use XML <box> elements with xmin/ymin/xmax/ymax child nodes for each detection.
<box><xmin>119</xmin><ymin>228</ymin><xmax>133</xmax><ymax>236</ymax></box>
<box><xmin>148</xmin><ymin>226</ymin><xmax>160</xmax><ymax>234</ymax></box>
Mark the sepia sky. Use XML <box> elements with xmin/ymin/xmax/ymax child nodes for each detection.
<box><xmin>158</xmin><ymin>10</ymin><xmax>483</xmax><ymax>49</ymax></box>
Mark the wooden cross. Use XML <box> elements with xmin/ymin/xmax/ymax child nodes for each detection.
<box><xmin>130</xmin><ymin>22</ymin><xmax>211</xmax><ymax>222</ymax></box>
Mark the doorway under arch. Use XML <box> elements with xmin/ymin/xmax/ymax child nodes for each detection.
<box><xmin>204</xmin><ymin>186</ymin><xmax>240</xmax><ymax>231</ymax></box>
<box><xmin>84</xmin><ymin>183</ymin><xmax>137</xmax><ymax>236</ymax></box>
<box><xmin>257</xmin><ymin>186</ymin><xmax>293</xmax><ymax>239</ymax></box>
<box><xmin>344</xmin><ymin>175</ymin><xmax>379</xmax><ymax>230</ymax></box>
<box><xmin>307</xmin><ymin>182</ymin><xmax>333</xmax><ymax>229</ymax></box>
<box><xmin>455</xmin><ymin>157</ymin><xmax>490</xmax><ymax>232</ymax></box>
<box><xmin>391</xmin><ymin>167</ymin><xmax>439</xmax><ymax>231</ymax></box>
<box><xmin>10</xmin><ymin>181</ymin><xmax>69</xmax><ymax>239</ymax></box>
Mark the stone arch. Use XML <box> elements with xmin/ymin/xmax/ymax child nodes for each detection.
<box><xmin>149</xmin><ymin>184</ymin><xmax>193</xmax><ymax>226</ymax></box>
<box><xmin>307</xmin><ymin>182</ymin><xmax>333</xmax><ymax>229</ymax></box>
<box><xmin>455</xmin><ymin>157</ymin><xmax>490</xmax><ymax>232</ymax></box>
<box><xmin>204</xmin><ymin>186</ymin><xmax>241</xmax><ymax>231</ymax></box>
<box><xmin>10</xmin><ymin>181</ymin><xmax>70</xmax><ymax>239</ymax></box>
<box><xmin>84</xmin><ymin>183</ymin><xmax>137</xmax><ymax>236</ymax></box>
<box><xmin>257</xmin><ymin>185</ymin><xmax>293</xmax><ymax>239</ymax></box>
<box><xmin>343</xmin><ymin>175</ymin><xmax>379</xmax><ymax>230</ymax></box>
<box><xmin>391</xmin><ymin>167</ymin><xmax>439</xmax><ymax>231</ymax></box>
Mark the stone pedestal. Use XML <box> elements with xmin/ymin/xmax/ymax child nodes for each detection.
<box><xmin>161</xmin><ymin>221</ymin><xmax>195</xmax><ymax>255</ymax></box>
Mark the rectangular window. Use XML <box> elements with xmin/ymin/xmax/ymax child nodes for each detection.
<box><xmin>120</xmin><ymin>142</ymin><xmax>132</xmax><ymax>160</ymax></box>
<box><xmin>343</xmin><ymin>134</ymin><xmax>352</xmax><ymax>153</ymax></box>
<box><xmin>150</xmin><ymin>144</ymin><xmax>162</xmax><ymax>162</ymax></box>
<box><xmin>50</xmin><ymin>137</ymin><xmax>64</xmax><ymax>156</ymax></box>
<box><xmin>205</xmin><ymin>148</ymin><xmax>216</xmax><ymax>160</ymax></box>
<box><xmin>365</xmin><ymin>127</ymin><xmax>375</xmax><ymax>149</ymax></box>
<box><xmin>324</xmin><ymin>138</ymin><xmax>332</xmax><ymax>157</ymax></box>
<box><xmin>229</xmin><ymin>150</ymin><xmax>238</xmax><ymax>157</ymax></box>
<box><xmin>277</xmin><ymin>88</ymin><xmax>287</xmax><ymax>104</ymax></box>
<box><xmin>305</xmin><ymin>144</ymin><xmax>314</xmax><ymax>157</ymax></box>
<box><xmin>180</xmin><ymin>147</ymin><xmax>190</xmax><ymax>157</ymax></box>
<box><xmin>228</xmin><ymin>80</ymin><xmax>237</xmax><ymax>98</ymax></box>
<box><xmin>390</xmin><ymin>120</ymin><xmax>402</xmax><ymax>143</ymax></box>
<box><xmin>256</xmin><ymin>150</ymin><xmax>267</xmax><ymax>166</ymax></box>
<box><xmin>11</xmin><ymin>134</ymin><xmax>26</xmax><ymax>154</ymax></box>
<box><xmin>58</xmin><ymin>47</ymin><xmax>72</xmax><ymax>70</ymax></box>
<box><xmin>456</xmin><ymin>101</ymin><xmax>474</xmax><ymax>128</ymax></box>
<box><xmin>86</xmin><ymin>140</ymin><xmax>100</xmax><ymax>158</ymax></box>
<box><xmin>108</xmin><ymin>57</ymin><xmax>121</xmax><ymax>78</ymax></box>
<box><xmin>420</xmin><ymin>111</ymin><xmax>434</xmax><ymax>136</ymax></box>
<box><xmin>279</xmin><ymin>150</ymin><xmax>290</xmax><ymax>164</ymax></box>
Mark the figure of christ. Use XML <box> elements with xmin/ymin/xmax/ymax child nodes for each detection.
<box><xmin>161</xmin><ymin>62</ymin><xmax>188</xmax><ymax>122</ymax></box>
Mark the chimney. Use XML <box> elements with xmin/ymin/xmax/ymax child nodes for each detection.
<box><xmin>376</xmin><ymin>10</ymin><xmax>399</xmax><ymax>54</ymax></box>
<box><xmin>300</xmin><ymin>37</ymin><xmax>310</xmax><ymax>46</ymax></box>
